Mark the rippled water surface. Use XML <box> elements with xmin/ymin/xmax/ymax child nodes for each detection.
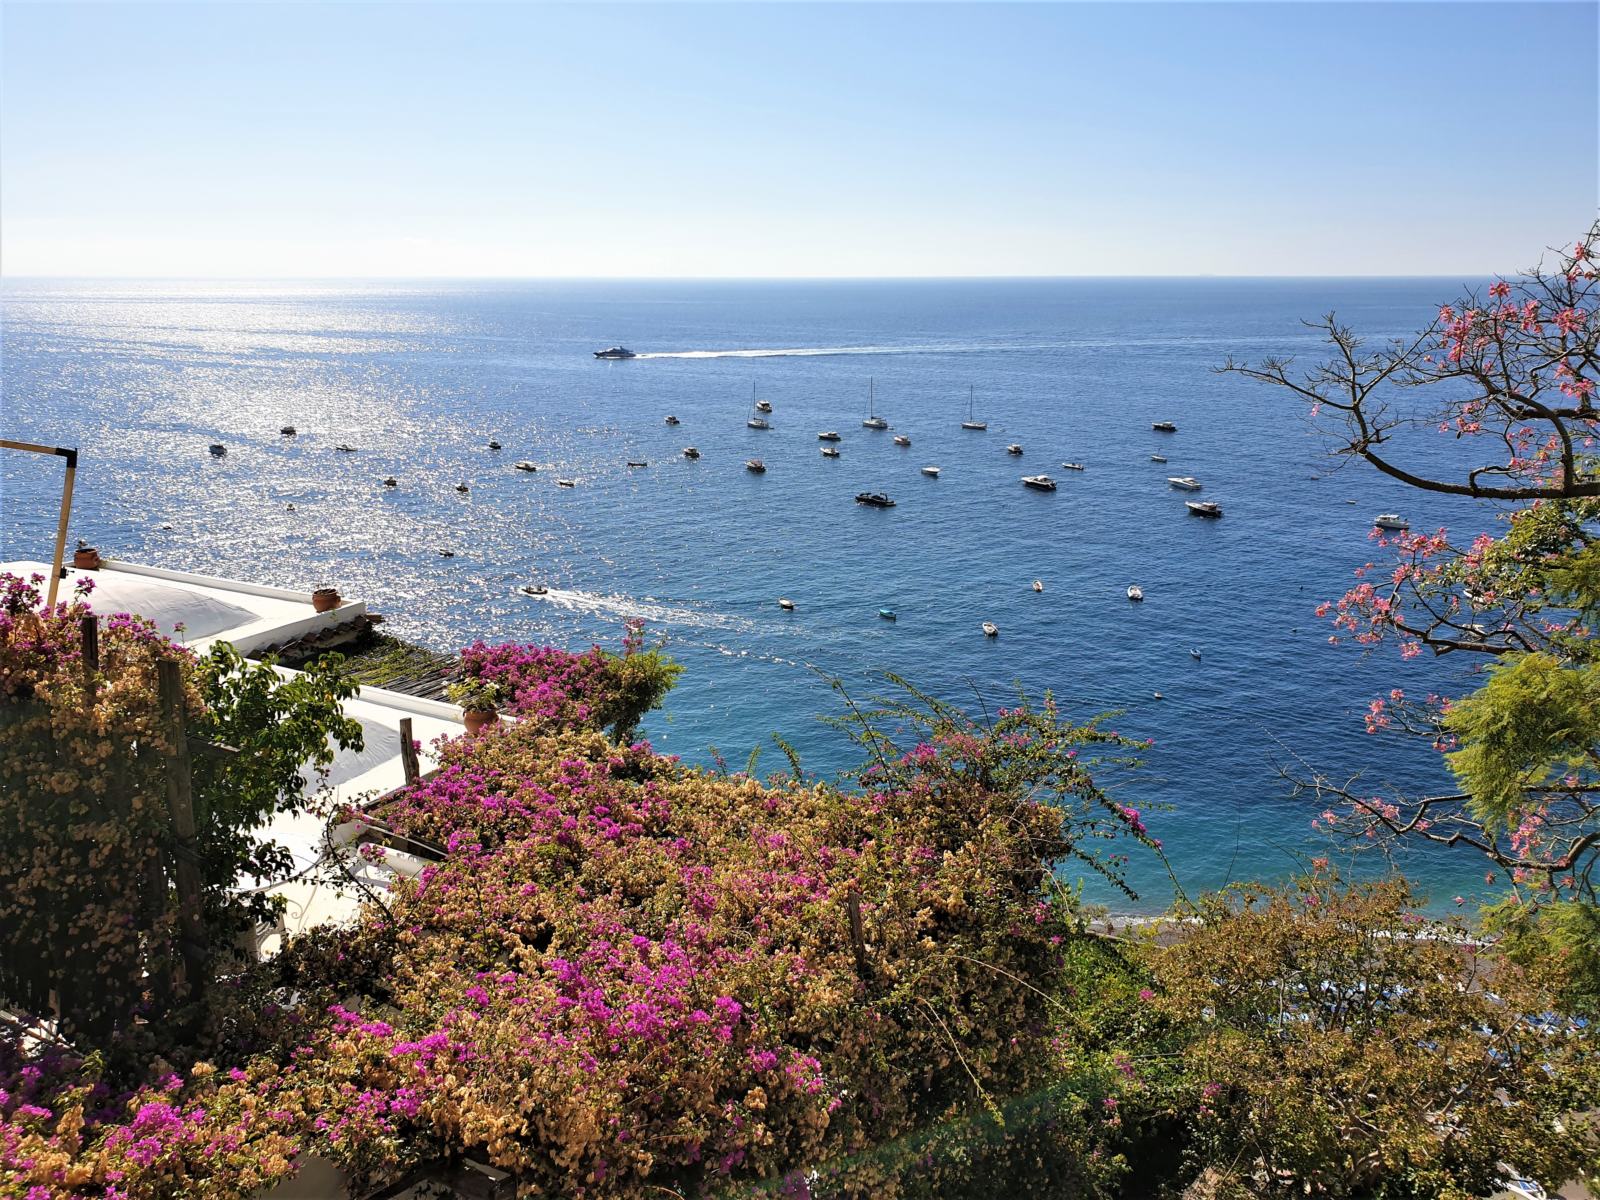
<box><xmin>1</xmin><ymin>278</ymin><xmax>1497</xmax><ymax>909</ymax></box>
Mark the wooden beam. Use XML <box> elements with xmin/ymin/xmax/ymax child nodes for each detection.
<box><xmin>157</xmin><ymin>659</ymin><xmax>208</xmax><ymax>997</ymax></box>
<box><xmin>398</xmin><ymin>718</ymin><xmax>421</xmax><ymax>785</ymax></box>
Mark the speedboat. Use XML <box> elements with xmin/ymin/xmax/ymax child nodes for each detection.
<box><xmin>755</xmin><ymin>399</ymin><xmax>773</xmax><ymax>414</ymax></box>
<box><xmin>335</xmin><ymin>444</ymin><xmax>357</xmax><ymax>452</ymax></box>
<box><xmin>438</xmin><ymin>549</ymin><xmax>455</xmax><ymax>558</ymax></box>
<box><xmin>514</xmin><ymin>460</ymin><xmax>538</xmax><ymax>471</ymax></box>
<box><xmin>855</xmin><ymin>492</ymin><xmax>895</xmax><ymax>508</ymax></box>
<box><xmin>488</xmin><ymin>440</ymin><xmax>502</xmax><ymax>450</ymax></box>
<box><xmin>863</xmin><ymin>378</ymin><xmax>889</xmax><ymax>429</ymax></box>
<box><xmin>879</xmin><ymin>608</ymin><xmax>897</xmax><ymax>621</ymax></box>
<box><xmin>1006</xmin><ymin>444</ymin><xmax>1023</xmax><ymax>455</ymax></box>
<box><xmin>455</xmin><ymin>483</ymin><xmax>470</xmax><ymax>493</ymax></box>
<box><xmin>1186</xmin><ymin>501</ymin><xmax>1222</xmax><ymax>518</ymax></box>
<box><xmin>1150</xmin><ymin>454</ymin><xmax>1167</xmax><ymax>463</ymax></box>
<box><xmin>921</xmin><ymin>465</ymin><xmax>940</xmax><ymax>477</ymax></box>
<box><xmin>381</xmin><ymin>476</ymin><xmax>398</xmax><ymax>487</ymax></box>
<box><xmin>665</xmin><ymin>415</ymin><xmax>680</xmax><ymax>425</ymax></box>
<box><xmin>821</xmin><ymin>447</ymin><xmax>841</xmax><ymax>458</ymax></box>
<box><xmin>520</xmin><ymin>585</ymin><xmax>548</xmax><ymax>597</ymax></box>
<box><xmin>1032</xmin><ymin>580</ymin><xmax>1043</xmax><ymax>592</ymax></box>
<box><xmin>280</xmin><ymin>425</ymin><xmax>296</xmax><ymax>436</ymax></box>
<box><xmin>1153</xmin><ymin>421</ymin><xmax>1177</xmax><ymax>432</ymax></box>
<box><xmin>557</xmin><ymin>478</ymin><xmax>576</xmax><ymax>488</ymax></box>
<box><xmin>745</xmin><ymin>459</ymin><xmax>766</xmax><ymax>473</ymax></box>
<box><xmin>1060</xmin><ymin>462</ymin><xmax>1085</xmax><ymax>471</ymax></box>
<box><xmin>1168</xmin><ymin>476</ymin><xmax>1202</xmax><ymax>491</ymax></box>
<box><xmin>818</xmin><ymin>431</ymin><xmax>841</xmax><ymax>441</ymax></box>
<box><xmin>683</xmin><ymin>447</ymin><xmax>700</xmax><ymax>459</ymax></box>
<box><xmin>594</xmin><ymin>346</ymin><xmax>636</xmax><ymax>359</ymax></box>
<box><xmin>893</xmin><ymin>434</ymin><xmax>911</xmax><ymax>447</ymax></box>
<box><xmin>627</xmin><ymin>460</ymin><xmax>648</xmax><ymax>467</ymax></box>
<box><xmin>1021</xmin><ymin>475</ymin><xmax>1056</xmax><ymax>491</ymax></box>
<box><xmin>1374</xmin><ymin>513</ymin><xmax>1409</xmax><ymax>531</ymax></box>
<box><xmin>208</xmin><ymin>443</ymin><xmax>226</xmax><ymax>456</ymax></box>
<box><xmin>981</xmin><ymin>621</ymin><xmax>999</xmax><ymax>637</ymax></box>
<box><xmin>778</xmin><ymin>598</ymin><xmax>795</xmax><ymax>611</ymax></box>
<box><xmin>1127</xmin><ymin>585</ymin><xmax>1144</xmax><ymax>601</ymax></box>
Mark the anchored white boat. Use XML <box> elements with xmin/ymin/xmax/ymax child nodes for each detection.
<box><xmin>778</xmin><ymin>597</ymin><xmax>795</xmax><ymax>610</ymax></box>
<box><xmin>1006</xmin><ymin>444</ymin><xmax>1023</xmax><ymax>455</ymax></box>
<box><xmin>893</xmin><ymin>434</ymin><xmax>911</xmax><ymax>447</ymax></box>
<box><xmin>981</xmin><ymin>621</ymin><xmax>999</xmax><ymax>637</ymax></box>
<box><xmin>818</xmin><ymin>430</ymin><xmax>841</xmax><ymax>441</ymax></box>
<box><xmin>755</xmin><ymin>399</ymin><xmax>773</xmax><ymax>414</ymax></box>
<box><xmin>1127</xmin><ymin>585</ymin><xmax>1144</xmax><ymax>601</ymax></box>
<box><xmin>1168</xmin><ymin>476</ymin><xmax>1202</xmax><ymax>491</ymax></box>
<box><xmin>1186</xmin><ymin>501</ymin><xmax>1222</xmax><ymax>518</ymax></box>
<box><xmin>1153</xmin><ymin>421</ymin><xmax>1177</xmax><ymax>432</ymax></box>
<box><xmin>1021</xmin><ymin>475</ymin><xmax>1057</xmax><ymax>491</ymax></box>
<box><xmin>514</xmin><ymin>460</ymin><xmax>538</xmax><ymax>471</ymax></box>
<box><xmin>1032</xmin><ymin>580</ymin><xmax>1043</xmax><ymax>592</ymax></box>
<box><xmin>1060</xmin><ymin>462</ymin><xmax>1085</xmax><ymax>471</ymax></box>
<box><xmin>745</xmin><ymin>459</ymin><xmax>766</xmax><ymax>473</ymax></box>
<box><xmin>821</xmin><ymin>446</ymin><xmax>841</xmax><ymax>458</ymax></box>
<box><xmin>921</xmin><ymin>465</ymin><xmax>940</xmax><ymax>477</ymax></box>
<box><xmin>557</xmin><ymin>478</ymin><xmax>576</xmax><ymax>488</ymax></box>
<box><xmin>961</xmin><ymin>385</ymin><xmax>988</xmax><ymax>431</ymax></box>
<box><xmin>1150</xmin><ymin>454</ymin><xmax>1167</xmax><ymax>463</ymax></box>
<box><xmin>862</xmin><ymin>378</ymin><xmax>889</xmax><ymax>430</ymax></box>
<box><xmin>1374</xmin><ymin>513</ymin><xmax>1410</xmax><ymax>531</ymax></box>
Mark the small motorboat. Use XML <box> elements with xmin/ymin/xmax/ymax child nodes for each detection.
<box><xmin>745</xmin><ymin>459</ymin><xmax>767</xmax><ymax>473</ymax></box>
<box><xmin>627</xmin><ymin>460</ymin><xmax>649</xmax><ymax>468</ymax></box>
<box><xmin>1021</xmin><ymin>475</ymin><xmax>1057</xmax><ymax>491</ymax></box>
<box><xmin>335</xmin><ymin>443</ymin><xmax>357</xmax><ymax>452</ymax></box>
<box><xmin>755</xmin><ymin>399</ymin><xmax>773</xmax><ymax>414</ymax></box>
<box><xmin>1168</xmin><ymin>476</ymin><xmax>1203</xmax><ymax>491</ymax></box>
<box><xmin>1127</xmin><ymin>585</ymin><xmax>1144</xmax><ymax>602</ymax></box>
<box><xmin>1060</xmin><ymin>462</ymin><xmax>1085</xmax><ymax>471</ymax></box>
<box><xmin>208</xmin><ymin>443</ymin><xmax>227</xmax><ymax>456</ymax></box>
<box><xmin>893</xmin><ymin>435</ymin><xmax>911</xmax><ymax>447</ymax></box>
<box><xmin>1032</xmin><ymin>580</ymin><xmax>1043</xmax><ymax>592</ymax></box>
<box><xmin>280</xmin><ymin>425</ymin><xmax>296</xmax><ymax>436</ymax></box>
<box><xmin>1190</xmin><ymin>648</ymin><xmax>1202</xmax><ymax>660</ymax></box>
<box><xmin>1006</xmin><ymin>444</ymin><xmax>1023</xmax><ymax>455</ymax></box>
<box><xmin>487</xmin><ymin>440</ymin><xmax>502</xmax><ymax>450</ymax></box>
<box><xmin>455</xmin><ymin>483</ymin><xmax>470</xmax><ymax>493</ymax></box>
<box><xmin>981</xmin><ymin>621</ymin><xmax>999</xmax><ymax>637</ymax></box>
<box><xmin>1150</xmin><ymin>454</ymin><xmax>1167</xmax><ymax>463</ymax></box>
<box><xmin>921</xmin><ymin>465</ymin><xmax>940</xmax><ymax>477</ymax></box>
<box><xmin>1186</xmin><ymin>501</ymin><xmax>1223</xmax><ymax>518</ymax></box>
<box><xmin>821</xmin><ymin>447</ymin><xmax>841</xmax><ymax>458</ymax></box>
<box><xmin>818</xmin><ymin>431</ymin><xmax>841</xmax><ymax>441</ymax></box>
<box><xmin>382</xmin><ymin>476</ymin><xmax>398</xmax><ymax>487</ymax></box>
<box><xmin>855</xmin><ymin>492</ymin><xmax>895</xmax><ymax>508</ymax></box>
<box><xmin>1153</xmin><ymin>421</ymin><xmax>1177</xmax><ymax>432</ymax></box>
<box><xmin>594</xmin><ymin>346</ymin><xmax>636</xmax><ymax>359</ymax></box>
<box><xmin>514</xmin><ymin>461</ymin><xmax>538</xmax><ymax>471</ymax></box>
<box><xmin>1153</xmin><ymin>691</ymin><xmax>1164</xmax><ymax>700</ymax></box>
<box><xmin>665</xmin><ymin>415</ymin><xmax>680</xmax><ymax>425</ymax></box>
<box><xmin>520</xmin><ymin>585</ymin><xmax>549</xmax><ymax>596</ymax></box>
<box><xmin>1374</xmin><ymin>513</ymin><xmax>1409</xmax><ymax>531</ymax></box>
<box><xmin>284</xmin><ymin>504</ymin><xmax>296</xmax><ymax>513</ymax></box>
<box><xmin>878</xmin><ymin>608</ymin><xmax>897</xmax><ymax>621</ymax></box>
<box><xmin>778</xmin><ymin>598</ymin><xmax>795</xmax><ymax>611</ymax></box>
<box><xmin>438</xmin><ymin>548</ymin><xmax>455</xmax><ymax>558</ymax></box>
<box><xmin>683</xmin><ymin>447</ymin><xmax>701</xmax><ymax>459</ymax></box>
<box><xmin>557</xmin><ymin>478</ymin><xmax>577</xmax><ymax>487</ymax></box>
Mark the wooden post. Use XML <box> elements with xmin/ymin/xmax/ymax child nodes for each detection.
<box><xmin>398</xmin><ymin>718</ymin><xmax>420</xmax><ymax>785</ymax></box>
<box><xmin>80</xmin><ymin>615</ymin><xmax>99</xmax><ymax>699</ymax></box>
<box><xmin>157</xmin><ymin>659</ymin><xmax>207</xmax><ymax>997</ymax></box>
<box><xmin>0</xmin><ymin>441</ymin><xmax>79</xmax><ymax>608</ymax></box>
<box><xmin>846</xmin><ymin>883</ymin><xmax>869</xmax><ymax>979</ymax></box>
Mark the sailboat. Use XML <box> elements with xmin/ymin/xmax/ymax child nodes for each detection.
<box><xmin>961</xmin><ymin>385</ymin><xmax>988</xmax><ymax>431</ymax></box>
<box><xmin>747</xmin><ymin>382</ymin><xmax>771</xmax><ymax>430</ymax></box>
<box><xmin>862</xmin><ymin>378</ymin><xmax>889</xmax><ymax>430</ymax></box>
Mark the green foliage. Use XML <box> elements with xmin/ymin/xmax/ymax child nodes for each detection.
<box><xmin>1487</xmin><ymin>896</ymin><xmax>1600</xmax><ymax>1023</ymax></box>
<box><xmin>1445</xmin><ymin>653</ymin><xmax>1600</xmax><ymax>820</ymax></box>
<box><xmin>604</xmin><ymin>645</ymin><xmax>683</xmax><ymax>740</ymax></box>
<box><xmin>442</xmin><ymin>674</ymin><xmax>505</xmax><ymax>712</ymax></box>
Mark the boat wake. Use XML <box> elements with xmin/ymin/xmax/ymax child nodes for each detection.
<box><xmin>637</xmin><ymin>343</ymin><xmax>1000</xmax><ymax>360</ymax></box>
<box><xmin>523</xmin><ymin>587</ymin><xmax>760</xmax><ymax>635</ymax></box>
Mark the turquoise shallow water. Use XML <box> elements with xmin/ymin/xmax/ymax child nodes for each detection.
<box><xmin>0</xmin><ymin>277</ymin><xmax>1498</xmax><ymax>910</ymax></box>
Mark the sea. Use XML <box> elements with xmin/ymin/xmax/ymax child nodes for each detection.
<box><xmin>0</xmin><ymin>277</ymin><xmax>1500</xmax><ymax>912</ymax></box>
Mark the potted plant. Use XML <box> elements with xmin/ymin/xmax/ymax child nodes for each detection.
<box><xmin>312</xmin><ymin>586</ymin><xmax>341</xmax><ymax>613</ymax></box>
<box><xmin>447</xmin><ymin>677</ymin><xmax>505</xmax><ymax>735</ymax></box>
<box><xmin>72</xmin><ymin>540</ymin><xmax>102</xmax><ymax>571</ymax></box>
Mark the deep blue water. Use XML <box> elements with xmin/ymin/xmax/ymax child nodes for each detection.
<box><xmin>0</xmin><ymin>278</ymin><xmax>1499</xmax><ymax>910</ymax></box>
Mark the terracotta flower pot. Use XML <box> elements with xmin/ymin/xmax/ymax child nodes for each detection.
<box><xmin>312</xmin><ymin>587</ymin><xmax>341</xmax><ymax>613</ymax></box>
<box><xmin>72</xmin><ymin>547</ymin><xmax>102</xmax><ymax>571</ymax></box>
<box><xmin>463</xmin><ymin>707</ymin><xmax>499</xmax><ymax>736</ymax></box>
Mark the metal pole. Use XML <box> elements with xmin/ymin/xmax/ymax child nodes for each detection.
<box><xmin>0</xmin><ymin>441</ymin><xmax>80</xmax><ymax>608</ymax></box>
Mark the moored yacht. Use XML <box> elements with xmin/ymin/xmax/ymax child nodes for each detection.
<box><xmin>1374</xmin><ymin>513</ymin><xmax>1410</xmax><ymax>531</ymax></box>
<box><xmin>961</xmin><ymin>384</ymin><xmax>988</xmax><ymax>430</ymax></box>
<box><xmin>862</xmin><ymin>378</ymin><xmax>889</xmax><ymax>430</ymax></box>
<box><xmin>745</xmin><ymin>459</ymin><xmax>767</xmax><ymax>473</ymax></box>
<box><xmin>921</xmin><ymin>465</ymin><xmax>940</xmax><ymax>477</ymax></box>
<box><xmin>1168</xmin><ymin>476</ymin><xmax>1202</xmax><ymax>491</ymax></box>
<box><xmin>1021</xmin><ymin>475</ymin><xmax>1056</xmax><ymax>491</ymax></box>
<box><xmin>821</xmin><ymin>446</ymin><xmax>841</xmax><ymax>458</ymax></box>
<box><xmin>747</xmin><ymin>383</ymin><xmax>771</xmax><ymax>429</ymax></box>
<box><xmin>893</xmin><ymin>434</ymin><xmax>911</xmax><ymax>447</ymax></box>
<box><xmin>1153</xmin><ymin>421</ymin><xmax>1177</xmax><ymax>432</ymax></box>
<box><xmin>855</xmin><ymin>491</ymin><xmax>895</xmax><ymax>507</ymax></box>
<box><xmin>1006</xmin><ymin>443</ymin><xmax>1023</xmax><ymax>455</ymax></box>
<box><xmin>818</xmin><ymin>430</ymin><xmax>841</xmax><ymax>441</ymax></box>
<box><xmin>1186</xmin><ymin>500</ymin><xmax>1222</xmax><ymax>518</ymax></box>
<box><xmin>1060</xmin><ymin>462</ymin><xmax>1085</xmax><ymax>471</ymax></box>
<box><xmin>755</xmin><ymin>399</ymin><xmax>773</xmax><ymax>414</ymax></box>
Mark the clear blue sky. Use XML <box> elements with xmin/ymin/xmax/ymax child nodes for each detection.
<box><xmin>2</xmin><ymin>2</ymin><xmax>1595</xmax><ymax>277</ymax></box>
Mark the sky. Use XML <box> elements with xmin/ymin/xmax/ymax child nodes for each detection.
<box><xmin>1</xmin><ymin>1</ymin><xmax>1595</xmax><ymax>278</ymax></box>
